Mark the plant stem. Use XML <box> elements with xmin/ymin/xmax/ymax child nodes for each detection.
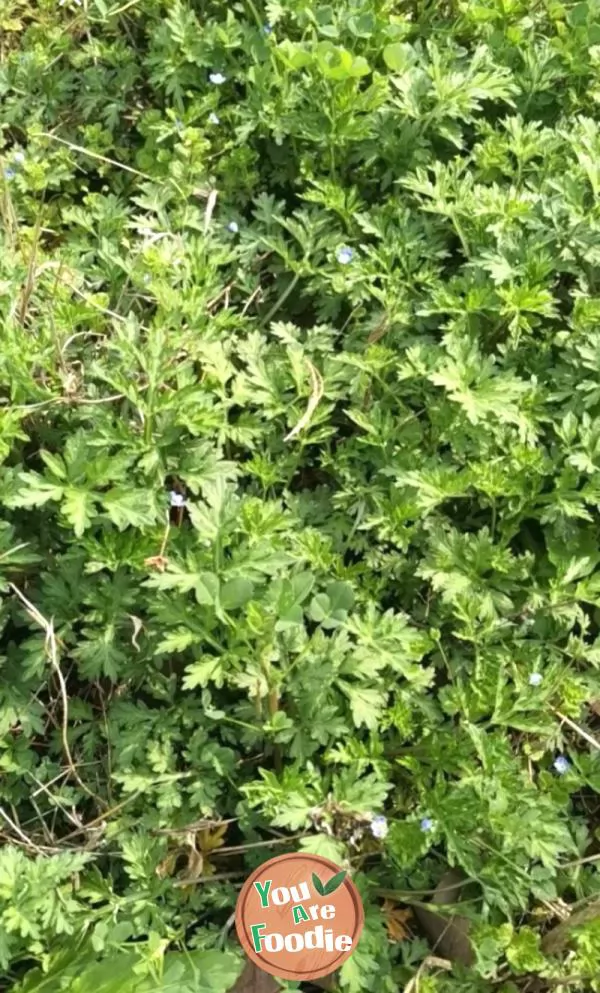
<box><xmin>262</xmin><ymin>271</ymin><xmax>300</xmax><ymax>326</ymax></box>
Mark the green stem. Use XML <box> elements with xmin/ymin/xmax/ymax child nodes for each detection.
<box><xmin>450</xmin><ymin>210</ymin><xmax>469</xmax><ymax>258</ymax></box>
<box><xmin>244</xmin><ymin>0</ymin><xmax>263</xmax><ymax>27</ymax></box>
<box><xmin>219</xmin><ymin>714</ymin><xmax>261</xmax><ymax>733</ymax></box>
<box><xmin>262</xmin><ymin>271</ymin><xmax>300</xmax><ymax>326</ymax></box>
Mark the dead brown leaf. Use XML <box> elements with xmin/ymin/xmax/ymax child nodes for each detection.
<box><xmin>382</xmin><ymin>899</ymin><xmax>412</xmax><ymax>943</ymax></box>
<box><xmin>185</xmin><ymin>845</ymin><xmax>205</xmax><ymax>881</ymax></box>
<box><xmin>155</xmin><ymin>852</ymin><xmax>177</xmax><ymax>880</ymax></box>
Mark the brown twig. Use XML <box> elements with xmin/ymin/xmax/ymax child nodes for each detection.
<box><xmin>207</xmin><ymin>283</ymin><xmax>235</xmax><ymax>311</ymax></box>
<box><xmin>60</xmin><ymin>792</ymin><xmax>141</xmax><ymax>842</ymax></box>
<box><xmin>555</xmin><ymin>710</ymin><xmax>600</xmax><ymax>751</ymax></box>
<box><xmin>241</xmin><ymin>284</ymin><xmax>263</xmax><ymax>316</ymax></box>
<box><xmin>214</xmin><ymin>832</ymin><xmax>310</xmax><ymax>856</ymax></box>
<box><xmin>173</xmin><ymin>871</ymin><xmax>246</xmax><ymax>887</ymax></box>
<box><xmin>402</xmin><ymin>944</ymin><xmax>453</xmax><ymax>993</ymax></box>
<box><xmin>4</xmin><ymin>393</ymin><xmax>127</xmax><ymax>414</ymax></box>
<box><xmin>144</xmin><ymin>515</ymin><xmax>171</xmax><ymax>571</ymax></box>
<box><xmin>377</xmin><ymin>880</ymin><xmax>469</xmax><ymax>900</ymax></box>
<box><xmin>9</xmin><ymin>583</ymin><xmax>106</xmax><ymax>809</ymax></box>
<box><xmin>560</xmin><ymin>851</ymin><xmax>600</xmax><ymax>869</ymax></box>
<box><xmin>152</xmin><ymin>817</ymin><xmax>238</xmax><ymax>837</ymax></box>
<box><xmin>0</xmin><ymin>805</ymin><xmax>46</xmax><ymax>854</ymax></box>
<box><xmin>28</xmin><ymin>770</ymin><xmax>81</xmax><ymax>828</ymax></box>
<box><xmin>36</xmin><ymin>131</ymin><xmax>153</xmax><ymax>180</ymax></box>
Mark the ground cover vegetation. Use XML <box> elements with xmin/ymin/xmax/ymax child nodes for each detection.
<box><xmin>2</xmin><ymin>0</ymin><xmax>600</xmax><ymax>990</ymax></box>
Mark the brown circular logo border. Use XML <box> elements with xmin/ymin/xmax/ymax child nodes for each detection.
<box><xmin>234</xmin><ymin>852</ymin><xmax>364</xmax><ymax>981</ymax></box>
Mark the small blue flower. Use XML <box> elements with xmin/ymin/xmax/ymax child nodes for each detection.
<box><xmin>4</xmin><ymin>168</ymin><xmax>15</xmax><ymax>180</ymax></box>
<box><xmin>337</xmin><ymin>246</ymin><xmax>354</xmax><ymax>265</ymax></box>
<box><xmin>554</xmin><ymin>755</ymin><xmax>570</xmax><ymax>775</ymax></box>
<box><xmin>420</xmin><ymin>817</ymin><xmax>434</xmax><ymax>832</ymax></box>
<box><xmin>529</xmin><ymin>672</ymin><xmax>543</xmax><ymax>686</ymax></box>
<box><xmin>13</xmin><ymin>152</ymin><xmax>25</xmax><ymax>165</ymax></box>
<box><xmin>208</xmin><ymin>112</ymin><xmax>220</xmax><ymax>125</ymax></box>
<box><xmin>209</xmin><ymin>72</ymin><xmax>226</xmax><ymax>85</ymax></box>
<box><xmin>227</xmin><ymin>221</ymin><xmax>239</xmax><ymax>234</ymax></box>
<box><xmin>370</xmin><ymin>814</ymin><xmax>388</xmax><ymax>840</ymax></box>
<box><xmin>263</xmin><ymin>23</ymin><xmax>272</xmax><ymax>34</ymax></box>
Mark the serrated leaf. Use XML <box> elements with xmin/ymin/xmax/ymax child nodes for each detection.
<box><xmin>299</xmin><ymin>835</ymin><xmax>346</xmax><ymax>862</ymax></box>
<box><xmin>182</xmin><ymin>657</ymin><xmax>224</xmax><ymax>690</ymax></box>
<box><xmin>155</xmin><ymin>628</ymin><xmax>198</xmax><ymax>654</ymax></box>
<box><xmin>62</xmin><ymin>488</ymin><xmax>95</xmax><ymax>537</ymax></box>
<box><xmin>101</xmin><ymin>489</ymin><xmax>160</xmax><ymax>529</ymax></box>
<box><xmin>40</xmin><ymin>450</ymin><xmax>67</xmax><ymax>481</ymax></box>
<box><xmin>9</xmin><ymin>472</ymin><xmax>63</xmax><ymax>508</ymax></box>
<box><xmin>339</xmin><ymin>682</ymin><xmax>386</xmax><ymax>730</ymax></box>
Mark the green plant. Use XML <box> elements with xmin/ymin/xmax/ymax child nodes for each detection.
<box><xmin>2</xmin><ymin>0</ymin><xmax>600</xmax><ymax>990</ymax></box>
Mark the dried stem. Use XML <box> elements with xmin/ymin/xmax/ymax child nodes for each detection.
<box><xmin>284</xmin><ymin>358</ymin><xmax>324</xmax><ymax>442</ymax></box>
<box><xmin>555</xmin><ymin>710</ymin><xmax>600</xmax><ymax>751</ymax></box>
<box><xmin>0</xmin><ymin>805</ymin><xmax>46</xmax><ymax>854</ymax></box>
<box><xmin>214</xmin><ymin>832</ymin><xmax>310</xmax><ymax>856</ymax></box>
<box><xmin>9</xmin><ymin>583</ymin><xmax>106</xmax><ymax>810</ymax></box>
<box><xmin>542</xmin><ymin>898</ymin><xmax>600</xmax><ymax>956</ymax></box>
